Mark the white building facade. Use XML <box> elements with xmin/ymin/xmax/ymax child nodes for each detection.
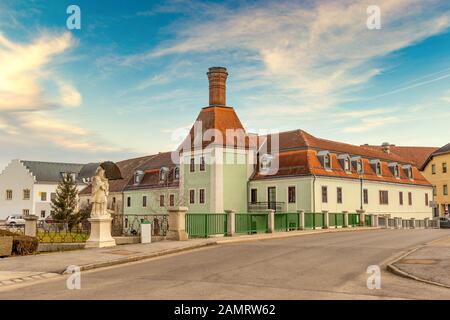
<box><xmin>0</xmin><ymin>160</ymin><xmax>86</xmax><ymax>219</ymax></box>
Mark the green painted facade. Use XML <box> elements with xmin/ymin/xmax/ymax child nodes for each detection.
<box><xmin>123</xmin><ymin>188</ymin><xmax>179</xmax><ymax>215</ymax></box>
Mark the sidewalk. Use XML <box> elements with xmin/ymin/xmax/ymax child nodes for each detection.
<box><xmin>0</xmin><ymin>226</ymin><xmax>378</xmax><ymax>287</ymax></box>
<box><xmin>388</xmin><ymin>235</ymin><xmax>450</xmax><ymax>288</ymax></box>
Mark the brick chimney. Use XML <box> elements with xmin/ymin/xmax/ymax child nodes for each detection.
<box><xmin>207</xmin><ymin>67</ymin><xmax>228</xmax><ymax>106</ymax></box>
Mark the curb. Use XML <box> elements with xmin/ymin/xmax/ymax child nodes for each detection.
<box><xmin>67</xmin><ymin>241</ymin><xmax>217</xmax><ymax>274</ymax></box>
<box><xmin>386</xmin><ymin>235</ymin><xmax>450</xmax><ymax>289</ymax></box>
<box><xmin>215</xmin><ymin>227</ymin><xmax>382</xmax><ymax>244</ymax></box>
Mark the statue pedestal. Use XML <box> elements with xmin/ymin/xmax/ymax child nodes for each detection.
<box><xmin>85</xmin><ymin>216</ymin><xmax>116</xmax><ymax>248</ymax></box>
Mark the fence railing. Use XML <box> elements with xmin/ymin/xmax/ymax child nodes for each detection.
<box><xmin>185</xmin><ymin>213</ymin><xmax>227</xmax><ymax>238</ymax></box>
<box><xmin>235</xmin><ymin>213</ymin><xmax>268</xmax><ymax>234</ymax></box>
<box><xmin>37</xmin><ymin>219</ymin><xmax>90</xmax><ymax>243</ymax></box>
<box><xmin>111</xmin><ymin>214</ymin><xmax>169</xmax><ymax>237</ymax></box>
<box><xmin>329</xmin><ymin>213</ymin><xmax>345</xmax><ymax>228</ymax></box>
<box><xmin>275</xmin><ymin>213</ymin><xmax>301</xmax><ymax>231</ymax></box>
<box><xmin>348</xmin><ymin>213</ymin><xmax>360</xmax><ymax>227</ymax></box>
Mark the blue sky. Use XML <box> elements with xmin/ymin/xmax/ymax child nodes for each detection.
<box><xmin>0</xmin><ymin>0</ymin><xmax>449</xmax><ymax>170</ymax></box>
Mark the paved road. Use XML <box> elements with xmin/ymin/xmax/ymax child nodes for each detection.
<box><xmin>1</xmin><ymin>229</ymin><xmax>450</xmax><ymax>299</ymax></box>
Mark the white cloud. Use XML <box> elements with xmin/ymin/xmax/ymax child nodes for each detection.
<box><xmin>0</xmin><ymin>31</ymin><xmax>81</xmax><ymax>111</ymax></box>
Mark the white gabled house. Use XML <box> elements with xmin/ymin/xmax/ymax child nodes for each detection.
<box><xmin>0</xmin><ymin>159</ymin><xmax>87</xmax><ymax>219</ymax></box>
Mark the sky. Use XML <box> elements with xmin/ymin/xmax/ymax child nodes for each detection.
<box><xmin>0</xmin><ymin>0</ymin><xmax>449</xmax><ymax>170</ymax></box>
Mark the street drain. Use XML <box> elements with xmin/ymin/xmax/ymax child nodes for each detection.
<box><xmin>398</xmin><ymin>259</ymin><xmax>439</xmax><ymax>265</ymax></box>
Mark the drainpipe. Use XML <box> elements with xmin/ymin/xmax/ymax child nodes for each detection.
<box><xmin>360</xmin><ymin>175</ymin><xmax>363</xmax><ymax>211</ymax></box>
<box><xmin>312</xmin><ymin>174</ymin><xmax>317</xmax><ymax>213</ymax></box>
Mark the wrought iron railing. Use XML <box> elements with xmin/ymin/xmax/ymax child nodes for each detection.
<box><xmin>1</xmin><ymin>224</ymin><xmax>25</xmax><ymax>235</ymax></box>
<box><xmin>36</xmin><ymin>219</ymin><xmax>90</xmax><ymax>243</ymax></box>
<box><xmin>248</xmin><ymin>202</ymin><xmax>285</xmax><ymax>212</ymax></box>
<box><xmin>111</xmin><ymin>214</ymin><xmax>169</xmax><ymax>237</ymax></box>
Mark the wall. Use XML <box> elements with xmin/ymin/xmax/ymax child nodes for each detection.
<box><xmin>422</xmin><ymin>153</ymin><xmax>450</xmax><ymax>216</ymax></box>
<box><xmin>0</xmin><ymin>160</ymin><xmax>35</xmax><ymax>219</ymax></box>
<box><xmin>248</xmin><ymin>176</ymin><xmax>313</xmax><ymax>213</ymax></box>
<box><xmin>314</xmin><ymin>176</ymin><xmax>432</xmax><ymax>219</ymax></box>
<box><xmin>123</xmin><ymin>188</ymin><xmax>180</xmax><ymax>215</ymax></box>
<box><xmin>79</xmin><ymin>191</ymin><xmax>124</xmax><ymax>215</ymax></box>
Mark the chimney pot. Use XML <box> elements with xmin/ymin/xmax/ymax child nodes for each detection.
<box><xmin>207</xmin><ymin>66</ymin><xmax>228</xmax><ymax>106</ymax></box>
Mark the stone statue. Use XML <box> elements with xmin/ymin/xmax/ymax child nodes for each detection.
<box><xmin>91</xmin><ymin>166</ymin><xmax>109</xmax><ymax>217</ymax></box>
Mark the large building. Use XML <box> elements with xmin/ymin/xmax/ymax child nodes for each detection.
<box><xmin>0</xmin><ymin>160</ymin><xmax>86</xmax><ymax>219</ymax></box>
<box><xmin>421</xmin><ymin>143</ymin><xmax>450</xmax><ymax>217</ymax></box>
<box><xmin>78</xmin><ymin>67</ymin><xmax>434</xmax><ymax>220</ymax></box>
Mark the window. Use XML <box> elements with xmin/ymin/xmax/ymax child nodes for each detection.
<box><xmin>23</xmin><ymin>189</ymin><xmax>30</xmax><ymax>200</ymax></box>
<box><xmin>200</xmin><ymin>156</ymin><xmax>205</xmax><ymax>171</ymax></box>
<box><xmin>363</xmin><ymin>189</ymin><xmax>368</xmax><ymax>204</ymax></box>
<box><xmin>344</xmin><ymin>158</ymin><xmax>351</xmax><ymax>171</ymax></box>
<box><xmin>337</xmin><ymin>187</ymin><xmax>343</xmax><ymax>204</ymax></box>
<box><xmin>444</xmin><ymin>184</ymin><xmax>448</xmax><ymax>196</ymax></box>
<box><xmin>251</xmin><ymin>189</ymin><xmax>257</xmax><ymax>204</ymax></box>
<box><xmin>260</xmin><ymin>154</ymin><xmax>273</xmax><ymax>172</ymax></box>
<box><xmin>394</xmin><ymin>165</ymin><xmax>400</xmax><ymax>178</ymax></box>
<box><xmin>357</xmin><ymin>159</ymin><xmax>363</xmax><ymax>174</ymax></box>
<box><xmin>433</xmin><ymin>185</ymin><xmax>437</xmax><ymax>197</ymax></box>
<box><xmin>190</xmin><ymin>157</ymin><xmax>195</xmax><ymax>172</ymax></box>
<box><xmin>40</xmin><ymin>192</ymin><xmax>47</xmax><ymax>201</ymax></box>
<box><xmin>379</xmin><ymin>190</ymin><xmax>389</xmax><ymax>205</ymax></box>
<box><xmin>432</xmin><ymin>164</ymin><xmax>436</xmax><ymax>174</ymax></box>
<box><xmin>324</xmin><ymin>154</ymin><xmax>331</xmax><ymax>170</ymax></box>
<box><xmin>22</xmin><ymin>209</ymin><xmax>29</xmax><ymax>216</ymax></box>
<box><xmin>408</xmin><ymin>192</ymin><xmax>412</xmax><ymax>206</ymax></box>
<box><xmin>40</xmin><ymin>210</ymin><xmax>45</xmax><ymax>218</ymax></box>
<box><xmin>376</xmin><ymin>162</ymin><xmax>382</xmax><ymax>176</ymax></box>
<box><xmin>189</xmin><ymin>190</ymin><xmax>195</xmax><ymax>204</ymax></box>
<box><xmin>321</xmin><ymin>186</ymin><xmax>328</xmax><ymax>203</ymax></box>
<box><xmin>443</xmin><ymin>162</ymin><xmax>448</xmax><ymax>174</ymax></box>
<box><xmin>6</xmin><ymin>190</ymin><xmax>12</xmax><ymax>200</ymax></box>
<box><xmin>51</xmin><ymin>192</ymin><xmax>56</xmax><ymax>201</ymax></box>
<box><xmin>169</xmin><ymin>194</ymin><xmax>175</xmax><ymax>207</ymax></box>
<box><xmin>112</xmin><ymin>197</ymin><xmax>116</xmax><ymax>206</ymax></box>
<box><xmin>142</xmin><ymin>196</ymin><xmax>147</xmax><ymax>207</ymax></box>
<box><xmin>174</xmin><ymin>167</ymin><xmax>180</xmax><ymax>180</ymax></box>
<box><xmin>127</xmin><ymin>197</ymin><xmax>131</xmax><ymax>207</ymax></box>
<box><xmin>425</xmin><ymin>193</ymin><xmax>429</xmax><ymax>206</ymax></box>
<box><xmin>199</xmin><ymin>189</ymin><xmax>205</xmax><ymax>204</ymax></box>
<box><xmin>288</xmin><ymin>186</ymin><xmax>296</xmax><ymax>203</ymax></box>
<box><xmin>399</xmin><ymin>191</ymin><xmax>403</xmax><ymax>205</ymax></box>
<box><xmin>159</xmin><ymin>168</ymin><xmax>168</xmax><ymax>181</ymax></box>
<box><xmin>159</xmin><ymin>195</ymin><xmax>164</xmax><ymax>207</ymax></box>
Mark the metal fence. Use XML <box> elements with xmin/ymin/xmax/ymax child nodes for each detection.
<box><xmin>1</xmin><ymin>224</ymin><xmax>25</xmax><ymax>235</ymax></box>
<box><xmin>111</xmin><ymin>214</ymin><xmax>169</xmax><ymax>237</ymax></box>
<box><xmin>274</xmin><ymin>213</ymin><xmax>301</xmax><ymax>231</ymax></box>
<box><xmin>329</xmin><ymin>213</ymin><xmax>345</xmax><ymax>228</ymax></box>
<box><xmin>235</xmin><ymin>213</ymin><xmax>268</xmax><ymax>234</ymax></box>
<box><xmin>185</xmin><ymin>213</ymin><xmax>228</xmax><ymax>238</ymax></box>
<box><xmin>348</xmin><ymin>213</ymin><xmax>360</xmax><ymax>227</ymax></box>
<box><xmin>37</xmin><ymin>220</ymin><xmax>90</xmax><ymax>243</ymax></box>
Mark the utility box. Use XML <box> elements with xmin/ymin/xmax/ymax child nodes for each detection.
<box><xmin>141</xmin><ymin>220</ymin><xmax>152</xmax><ymax>244</ymax></box>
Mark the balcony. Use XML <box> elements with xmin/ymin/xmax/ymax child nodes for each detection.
<box><xmin>248</xmin><ymin>202</ymin><xmax>285</xmax><ymax>213</ymax></box>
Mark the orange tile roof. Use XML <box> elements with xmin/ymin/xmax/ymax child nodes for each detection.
<box><xmin>362</xmin><ymin>145</ymin><xmax>438</xmax><ymax>168</ymax></box>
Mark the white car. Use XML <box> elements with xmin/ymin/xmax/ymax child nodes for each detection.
<box><xmin>5</xmin><ymin>215</ymin><xmax>26</xmax><ymax>226</ymax></box>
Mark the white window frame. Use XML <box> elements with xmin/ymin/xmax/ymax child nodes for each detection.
<box><xmin>199</xmin><ymin>188</ymin><xmax>206</xmax><ymax>204</ymax></box>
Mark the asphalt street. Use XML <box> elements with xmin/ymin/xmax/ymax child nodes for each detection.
<box><xmin>1</xmin><ymin>229</ymin><xmax>450</xmax><ymax>299</ymax></box>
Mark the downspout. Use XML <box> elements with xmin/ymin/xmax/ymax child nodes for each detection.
<box><xmin>312</xmin><ymin>174</ymin><xmax>317</xmax><ymax>213</ymax></box>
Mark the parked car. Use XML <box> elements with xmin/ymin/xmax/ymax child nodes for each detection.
<box><xmin>44</xmin><ymin>216</ymin><xmax>54</xmax><ymax>224</ymax></box>
<box><xmin>439</xmin><ymin>217</ymin><xmax>450</xmax><ymax>228</ymax></box>
<box><xmin>5</xmin><ymin>215</ymin><xmax>26</xmax><ymax>226</ymax></box>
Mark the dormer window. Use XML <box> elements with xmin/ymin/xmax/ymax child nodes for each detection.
<box><xmin>160</xmin><ymin>167</ymin><xmax>169</xmax><ymax>182</ymax></box>
<box><xmin>351</xmin><ymin>157</ymin><xmax>363</xmax><ymax>174</ymax></box>
<box><xmin>174</xmin><ymin>166</ymin><xmax>180</xmax><ymax>180</ymax></box>
<box><xmin>388</xmin><ymin>162</ymin><xmax>400</xmax><ymax>178</ymax></box>
<box><xmin>370</xmin><ymin>159</ymin><xmax>382</xmax><ymax>176</ymax></box>
<box><xmin>337</xmin><ymin>154</ymin><xmax>351</xmax><ymax>172</ymax></box>
<box><xmin>134</xmin><ymin>170</ymin><xmax>144</xmax><ymax>185</ymax></box>
<box><xmin>260</xmin><ymin>154</ymin><xmax>273</xmax><ymax>173</ymax></box>
<box><xmin>318</xmin><ymin>150</ymin><xmax>332</xmax><ymax>170</ymax></box>
<box><xmin>403</xmin><ymin>165</ymin><xmax>413</xmax><ymax>180</ymax></box>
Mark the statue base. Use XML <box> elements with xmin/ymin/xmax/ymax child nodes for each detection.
<box><xmin>85</xmin><ymin>216</ymin><xmax>116</xmax><ymax>248</ymax></box>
